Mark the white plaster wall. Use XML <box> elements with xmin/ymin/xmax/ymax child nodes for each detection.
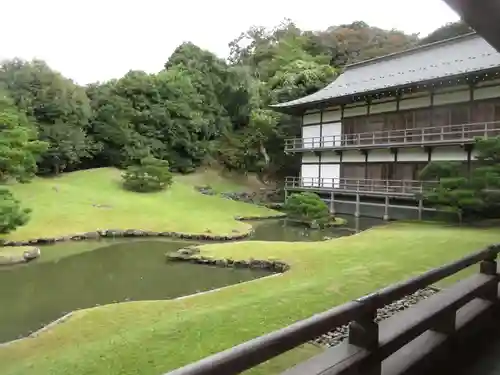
<box><xmin>370</xmin><ymin>101</ymin><xmax>397</xmax><ymax>114</ymax></box>
<box><xmin>322</xmin><ymin>122</ymin><xmax>342</xmax><ymax>146</ymax></box>
<box><xmin>323</xmin><ymin>109</ymin><xmax>342</xmax><ymax>122</ymax></box>
<box><xmin>302</xmin><ymin>154</ymin><xmax>319</xmax><ymax>163</ymax></box>
<box><xmin>434</xmin><ymin>89</ymin><xmax>469</xmax><ymax>106</ymax></box>
<box><xmin>398</xmin><ymin>148</ymin><xmax>429</xmax><ymax>162</ymax></box>
<box><xmin>320</xmin><ymin>164</ymin><xmax>340</xmax><ymax>188</ymax></box>
<box><xmin>474</xmin><ymin>85</ymin><xmax>500</xmax><ymax>101</ymax></box>
<box><xmin>342</xmin><ymin>151</ymin><xmax>366</xmax><ymax>163</ymax></box>
<box><xmin>300</xmin><ymin>164</ymin><xmax>319</xmax><ymax>186</ymax></box>
<box><xmin>344</xmin><ymin>105</ymin><xmax>368</xmax><ymax>118</ymax></box>
<box><xmin>303</xmin><ymin>112</ymin><xmax>321</xmax><ymax>125</ymax></box>
<box><xmin>431</xmin><ymin>146</ymin><xmax>468</xmax><ymax>161</ymax></box>
<box><xmin>302</xmin><ymin>125</ymin><xmax>321</xmax><ymax>149</ymax></box>
<box><xmin>399</xmin><ymin>95</ymin><xmax>431</xmax><ymax>110</ymax></box>
<box><xmin>367</xmin><ymin>149</ymin><xmax>395</xmax><ymax>162</ymax></box>
<box><xmin>322</xmin><ymin>152</ymin><xmax>341</xmax><ymax>163</ymax></box>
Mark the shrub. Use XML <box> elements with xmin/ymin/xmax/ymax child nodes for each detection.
<box><xmin>283</xmin><ymin>192</ymin><xmax>331</xmax><ymax>228</ymax></box>
<box><xmin>122</xmin><ymin>157</ymin><xmax>173</xmax><ymax>193</ymax></box>
<box><xmin>0</xmin><ymin>188</ymin><xmax>31</xmax><ymax>234</ymax></box>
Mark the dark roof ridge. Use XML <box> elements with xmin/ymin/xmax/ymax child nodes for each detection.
<box><xmin>345</xmin><ymin>31</ymin><xmax>479</xmax><ymax>71</ymax></box>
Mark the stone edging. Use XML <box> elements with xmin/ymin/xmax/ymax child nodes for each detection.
<box><xmin>312</xmin><ymin>287</ymin><xmax>440</xmax><ymax>348</ymax></box>
<box><xmin>0</xmin><ymin>247</ymin><xmax>41</xmax><ymax>266</ymax></box>
<box><xmin>166</xmin><ymin>246</ymin><xmax>291</xmax><ymax>273</ymax></box>
<box><xmin>0</xmin><ymin>214</ymin><xmax>287</xmax><ymax>247</ymax></box>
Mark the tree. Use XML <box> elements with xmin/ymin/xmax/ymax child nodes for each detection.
<box><xmin>0</xmin><ymin>188</ymin><xmax>31</xmax><ymax>234</ymax></box>
<box><xmin>0</xmin><ymin>92</ymin><xmax>47</xmax><ymax>182</ymax></box>
<box><xmin>283</xmin><ymin>192</ymin><xmax>331</xmax><ymax>228</ymax></box>
<box><xmin>420</xmin><ymin>137</ymin><xmax>500</xmax><ymax>220</ymax></box>
<box><xmin>122</xmin><ymin>157</ymin><xmax>173</xmax><ymax>193</ymax></box>
<box><xmin>419</xmin><ymin>21</ymin><xmax>473</xmax><ymax>45</ymax></box>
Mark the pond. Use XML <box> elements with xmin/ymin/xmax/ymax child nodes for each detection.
<box><xmin>0</xmin><ymin>215</ymin><xmax>382</xmax><ymax>343</ymax></box>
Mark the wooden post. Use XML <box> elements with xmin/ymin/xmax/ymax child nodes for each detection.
<box><xmin>383</xmin><ymin>196</ymin><xmax>389</xmax><ymax>221</ymax></box>
<box><xmin>349</xmin><ymin>298</ymin><xmax>380</xmax><ymax>375</ymax></box>
<box><xmin>284</xmin><ymin>189</ymin><xmax>288</xmax><ymax>203</ymax></box>
<box><xmin>329</xmin><ymin>191</ymin><xmax>335</xmax><ymax>215</ymax></box>
<box><xmin>355</xmin><ymin>194</ymin><xmax>360</xmax><ymax>218</ymax></box>
<box><xmin>480</xmin><ymin>252</ymin><xmax>498</xmax><ymax>302</ymax></box>
<box><xmin>418</xmin><ymin>199</ymin><xmax>423</xmax><ymax>221</ymax></box>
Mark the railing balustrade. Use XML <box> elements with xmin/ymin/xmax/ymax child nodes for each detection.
<box><xmin>284</xmin><ymin>176</ymin><xmax>434</xmax><ymax>196</ymax></box>
<box><xmin>165</xmin><ymin>245</ymin><xmax>500</xmax><ymax>375</ymax></box>
<box><xmin>285</xmin><ymin>121</ymin><xmax>500</xmax><ymax>151</ymax></box>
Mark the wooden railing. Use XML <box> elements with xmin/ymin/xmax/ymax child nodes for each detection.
<box><xmin>284</xmin><ymin>176</ymin><xmax>435</xmax><ymax>196</ymax></box>
<box><xmin>285</xmin><ymin>121</ymin><xmax>500</xmax><ymax>151</ymax></box>
<box><xmin>165</xmin><ymin>245</ymin><xmax>500</xmax><ymax>375</ymax></box>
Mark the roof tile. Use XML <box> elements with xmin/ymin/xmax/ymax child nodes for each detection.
<box><xmin>272</xmin><ymin>33</ymin><xmax>500</xmax><ymax>109</ymax></box>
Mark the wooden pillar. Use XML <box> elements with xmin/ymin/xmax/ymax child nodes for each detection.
<box><xmin>349</xmin><ymin>297</ymin><xmax>380</xmax><ymax>374</ymax></box>
<box><xmin>284</xmin><ymin>189</ymin><xmax>288</xmax><ymax>203</ymax></box>
<box><xmin>355</xmin><ymin>194</ymin><xmax>361</xmax><ymax>218</ymax></box>
<box><xmin>418</xmin><ymin>199</ymin><xmax>423</xmax><ymax>221</ymax></box>
<box><xmin>363</xmin><ymin>151</ymin><xmax>369</xmax><ymax>180</ymax></box>
<box><xmin>383</xmin><ymin>196</ymin><xmax>389</xmax><ymax>221</ymax></box>
<box><xmin>329</xmin><ymin>191</ymin><xmax>335</xmax><ymax>215</ymax></box>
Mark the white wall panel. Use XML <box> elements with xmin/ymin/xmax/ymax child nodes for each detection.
<box><xmin>300</xmin><ymin>164</ymin><xmax>319</xmax><ymax>187</ymax></box>
<box><xmin>323</xmin><ymin>109</ymin><xmax>342</xmax><ymax>122</ymax></box>
<box><xmin>474</xmin><ymin>85</ymin><xmax>500</xmax><ymax>101</ymax></box>
<box><xmin>431</xmin><ymin>146</ymin><xmax>468</xmax><ymax>161</ymax></box>
<box><xmin>367</xmin><ymin>149</ymin><xmax>395</xmax><ymax>162</ymax></box>
<box><xmin>342</xmin><ymin>151</ymin><xmax>366</xmax><ymax>163</ymax></box>
<box><xmin>370</xmin><ymin>101</ymin><xmax>397</xmax><ymax>114</ymax></box>
<box><xmin>399</xmin><ymin>95</ymin><xmax>431</xmax><ymax>110</ymax></box>
<box><xmin>303</xmin><ymin>112</ymin><xmax>321</xmax><ymax>125</ymax></box>
<box><xmin>302</xmin><ymin>125</ymin><xmax>321</xmax><ymax>149</ymax></box>
<box><xmin>322</xmin><ymin>152</ymin><xmax>341</xmax><ymax>163</ymax></box>
<box><xmin>344</xmin><ymin>105</ymin><xmax>368</xmax><ymax>118</ymax></box>
<box><xmin>398</xmin><ymin>148</ymin><xmax>429</xmax><ymax>162</ymax></box>
<box><xmin>320</xmin><ymin>164</ymin><xmax>340</xmax><ymax>188</ymax></box>
<box><xmin>434</xmin><ymin>89</ymin><xmax>469</xmax><ymax>106</ymax></box>
<box><xmin>322</xmin><ymin>122</ymin><xmax>342</xmax><ymax>146</ymax></box>
<box><xmin>302</xmin><ymin>154</ymin><xmax>319</xmax><ymax>163</ymax></box>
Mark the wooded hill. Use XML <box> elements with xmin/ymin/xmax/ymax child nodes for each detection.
<box><xmin>0</xmin><ymin>20</ymin><xmax>472</xmax><ymax>183</ymax></box>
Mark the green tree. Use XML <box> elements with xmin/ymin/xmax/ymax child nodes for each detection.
<box><xmin>283</xmin><ymin>192</ymin><xmax>331</xmax><ymax>228</ymax></box>
<box><xmin>122</xmin><ymin>157</ymin><xmax>173</xmax><ymax>193</ymax></box>
<box><xmin>0</xmin><ymin>92</ymin><xmax>47</xmax><ymax>182</ymax></box>
<box><xmin>0</xmin><ymin>188</ymin><xmax>31</xmax><ymax>234</ymax></box>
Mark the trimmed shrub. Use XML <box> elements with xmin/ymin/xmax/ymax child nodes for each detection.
<box><xmin>122</xmin><ymin>157</ymin><xmax>173</xmax><ymax>193</ymax></box>
<box><xmin>283</xmin><ymin>192</ymin><xmax>331</xmax><ymax>228</ymax></box>
<box><xmin>0</xmin><ymin>188</ymin><xmax>31</xmax><ymax>234</ymax></box>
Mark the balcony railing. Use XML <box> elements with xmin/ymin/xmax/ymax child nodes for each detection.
<box><xmin>285</xmin><ymin>121</ymin><xmax>500</xmax><ymax>151</ymax></box>
<box><xmin>285</xmin><ymin>177</ymin><xmax>435</xmax><ymax>196</ymax></box>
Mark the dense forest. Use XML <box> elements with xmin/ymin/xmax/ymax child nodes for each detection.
<box><xmin>0</xmin><ymin>20</ymin><xmax>471</xmax><ymax>185</ymax></box>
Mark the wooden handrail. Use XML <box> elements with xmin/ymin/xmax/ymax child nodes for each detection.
<box><xmin>284</xmin><ymin>177</ymin><xmax>436</xmax><ymax>195</ymax></box>
<box><xmin>165</xmin><ymin>245</ymin><xmax>500</xmax><ymax>375</ymax></box>
<box><xmin>284</xmin><ymin>121</ymin><xmax>500</xmax><ymax>151</ymax></box>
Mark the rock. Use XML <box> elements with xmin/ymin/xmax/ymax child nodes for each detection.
<box><xmin>82</xmin><ymin>232</ymin><xmax>100</xmax><ymax>240</ymax></box>
<box><xmin>312</xmin><ymin>287</ymin><xmax>439</xmax><ymax>348</ymax></box>
<box><xmin>178</xmin><ymin>246</ymin><xmax>200</xmax><ymax>256</ymax></box>
<box><xmin>102</xmin><ymin>229</ymin><xmax>124</xmax><ymax>237</ymax></box>
<box><xmin>23</xmin><ymin>247</ymin><xmax>41</xmax><ymax>261</ymax></box>
<box><xmin>124</xmin><ymin>229</ymin><xmax>147</xmax><ymax>237</ymax></box>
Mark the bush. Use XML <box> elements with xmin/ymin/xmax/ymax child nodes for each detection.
<box><xmin>122</xmin><ymin>157</ymin><xmax>173</xmax><ymax>193</ymax></box>
<box><xmin>283</xmin><ymin>192</ymin><xmax>331</xmax><ymax>228</ymax></box>
<box><xmin>0</xmin><ymin>188</ymin><xmax>31</xmax><ymax>234</ymax></box>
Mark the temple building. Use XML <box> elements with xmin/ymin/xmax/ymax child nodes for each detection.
<box><xmin>271</xmin><ymin>32</ymin><xmax>500</xmax><ymax>219</ymax></box>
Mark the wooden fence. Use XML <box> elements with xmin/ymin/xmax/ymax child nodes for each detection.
<box><xmin>165</xmin><ymin>244</ymin><xmax>500</xmax><ymax>375</ymax></box>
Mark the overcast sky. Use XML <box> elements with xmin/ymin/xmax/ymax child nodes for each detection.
<box><xmin>0</xmin><ymin>0</ymin><xmax>459</xmax><ymax>84</ymax></box>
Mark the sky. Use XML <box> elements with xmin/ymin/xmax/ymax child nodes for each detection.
<box><xmin>0</xmin><ymin>0</ymin><xmax>460</xmax><ymax>85</ymax></box>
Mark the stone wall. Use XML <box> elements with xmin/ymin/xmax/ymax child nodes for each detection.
<box><xmin>166</xmin><ymin>246</ymin><xmax>290</xmax><ymax>273</ymax></box>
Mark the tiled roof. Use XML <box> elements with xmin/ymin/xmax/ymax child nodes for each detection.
<box><xmin>271</xmin><ymin>33</ymin><xmax>500</xmax><ymax>110</ymax></box>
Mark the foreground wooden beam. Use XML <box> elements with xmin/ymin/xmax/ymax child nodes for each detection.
<box><xmin>165</xmin><ymin>245</ymin><xmax>500</xmax><ymax>375</ymax></box>
<box><xmin>443</xmin><ymin>0</ymin><xmax>500</xmax><ymax>51</ymax></box>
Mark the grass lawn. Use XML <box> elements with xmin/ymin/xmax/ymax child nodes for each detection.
<box><xmin>0</xmin><ymin>168</ymin><xmax>280</xmax><ymax>241</ymax></box>
<box><xmin>1</xmin><ymin>222</ymin><xmax>500</xmax><ymax>375</ymax></box>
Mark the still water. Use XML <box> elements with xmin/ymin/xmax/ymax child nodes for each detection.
<box><xmin>0</xmin><ymin>215</ymin><xmax>381</xmax><ymax>343</ymax></box>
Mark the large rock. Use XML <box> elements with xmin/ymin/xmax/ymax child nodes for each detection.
<box><xmin>23</xmin><ymin>247</ymin><xmax>41</xmax><ymax>262</ymax></box>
